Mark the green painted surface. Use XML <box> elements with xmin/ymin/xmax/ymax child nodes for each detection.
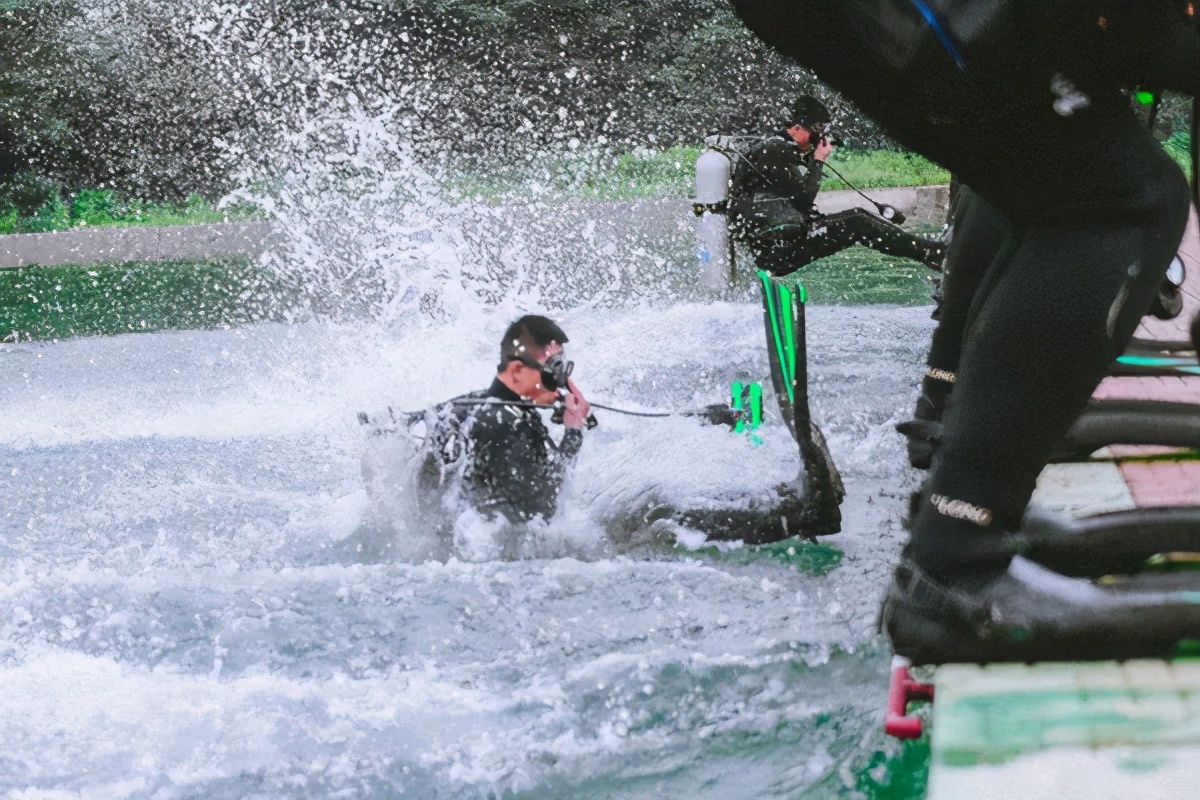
<box><xmin>855</xmin><ymin>736</ymin><xmax>931</xmax><ymax>799</ymax></box>
<box><xmin>936</xmin><ymin>687</ymin><xmax>1200</xmax><ymax>767</ymax></box>
<box><xmin>1116</xmin><ymin>355</ymin><xmax>1200</xmax><ymax>376</ymax></box>
<box><xmin>931</xmin><ymin>663</ymin><xmax>1200</xmax><ymax>771</ymax></box>
<box><xmin>689</xmin><ymin>538</ymin><xmax>843</xmax><ymax>577</ymax></box>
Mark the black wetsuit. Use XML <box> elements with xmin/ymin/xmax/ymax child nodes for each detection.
<box><xmin>919</xmin><ymin>183</ymin><xmax>1011</xmax><ymax>422</ymax></box>
<box><xmin>728</xmin><ymin>133</ymin><xmax>946</xmax><ymax>275</ymax></box>
<box><xmin>731</xmin><ymin>0</ymin><xmax>1197</xmax><ymax>582</ymax></box>
<box><xmin>919</xmin><ymin>174</ymin><xmax>1183</xmax><ymax>443</ymax></box>
<box><xmin>420</xmin><ymin>379</ymin><xmax>583</xmax><ymax>524</ymax></box>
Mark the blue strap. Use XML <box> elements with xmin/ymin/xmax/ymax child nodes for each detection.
<box><xmin>907</xmin><ymin>0</ymin><xmax>967</xmax><ymax>71</ymax></box>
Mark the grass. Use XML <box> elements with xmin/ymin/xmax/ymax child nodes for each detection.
<box><xmin>0</xmin><ymin>185</ymin><xmax>264</xmax><ymax>236</ymax></box>
<box><xmin>457</xmin><ymin>131</ymin><xmax>1192</xmax><ymax>202</ymax></box>
<box><xmin>0</xmin><ymin>257</ymin><xmax>284</xmax><ymax>341</ymax></box>
<box><xmin>1164</xmin><ymin>131</ymin><xmax>1194</xmax><ymax>180</ymax></box>
<box><xmin>446</xmin><ymin>145</ymin><xmax>954</xmax><ymax>203</ymax></box>
<box><xmin>818</xmin><ymin>149</ymin><xmax>950</xmax><ymax>191</ymax></box>
<box><xmin>797</xmin><ymin>247</ymin><xmax>941</xmax><ymax>306</ymax></box>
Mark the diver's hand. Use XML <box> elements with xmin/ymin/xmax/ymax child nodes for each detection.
<box><xmin>814</xmin><ymin>137</ymin><xmax>834</xmax><ymax>162</ymax></box>
<box><xmin>563</xmin><ymin>380</ymin><xmax>591</xmax><ymax>430</ymax></box>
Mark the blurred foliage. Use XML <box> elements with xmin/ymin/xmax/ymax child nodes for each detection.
<box><xmin>0</xmin><ymin>3</ymin><xmax>1187</xmax><ymax>211</ymax></box>
<box><xmin>0</xmin><ymin>0</ymin><xmax>894</xmax><ymax>204</ymax></box>
<box><xmin>1164</xmin><ymin>130</ymin><xmax>1193</xmax><ymax>180</ymax></box>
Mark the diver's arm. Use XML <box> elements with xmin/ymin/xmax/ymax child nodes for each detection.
<box><xmin>793</xmin><ymin>151</ymin><xmax>825</xmax><ymax>214</ymax></box>
<box><xmin>760</xmin><ymin>139</ymin><xmax>822</xmax><ymax>214</ymax></box>
<box><xmin>557</xmin><ymin>428</ymin><xmax>583</xmax><ymax>460</ymax></box>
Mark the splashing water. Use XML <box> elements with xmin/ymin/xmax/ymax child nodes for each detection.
<box><xmin>0</xmin><ymin>303</ymin><xmax>933</xmax><ymax>796</ymax></box>
<box><xmin>0</xmin><ymin>3</ymin><xmax>939</xmax><ymax>796</ymax></box>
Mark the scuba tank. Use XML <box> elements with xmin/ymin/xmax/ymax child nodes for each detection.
<box><xmin>693</xmin><ymin>137</ymin><xmax>733</xmax><ymax>288</ymax></box>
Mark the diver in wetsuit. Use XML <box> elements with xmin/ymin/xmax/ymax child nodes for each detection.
<box><xmin>728</xmin><ymin>95</ymin><xmax>947</xmax><ymax>275</ymax></box>
<box><xmin>731</xmin><ymin>0</ymin><xmax>1200</xmax><ymax>663</ymax></box>
<box><xmin>420</xmin><ymin>315</ymin><xmax>591</xmax><ymax>524</ymax></box>
<box><xmin>902</xmin><ymin>170</ymin><xmax>1189</xmax><ymax>470</ymax></box>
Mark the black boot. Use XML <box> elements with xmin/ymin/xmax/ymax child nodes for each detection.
<box><xmin>882</xmin><ymin>550</ymin><xmax>1200</xmax><ymax>665</ymax></box>
<box><xmin>883</xmin><ymin>499</ymin><xmax>1200</xmax><ymax>665</ymax></box>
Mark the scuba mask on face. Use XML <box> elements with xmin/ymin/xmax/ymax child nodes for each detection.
<box><xmin>519</xmin><ymin>352</ymin><xmax>574</xmax><ymax>392</ymax></box>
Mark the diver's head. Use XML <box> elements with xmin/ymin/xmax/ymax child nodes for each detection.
<box><xmin>497</xmin><ymin>314</ymin><xmax>572</xmax><ymax>404</ymax></box>
<box><xmin>784</xmin><ymin>95</ymin><xmax>831</xmax><ymax>148</ymax></box>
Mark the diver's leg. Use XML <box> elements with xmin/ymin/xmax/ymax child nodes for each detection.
<box><xmin>732</xmin><ymin>0</ymin><xmax>1199</xmax><ymax>662</ymax></box>
<box><xmin>921</xmin><ymin>188</ymin><xmax>1010</xmax><ymax>411</ymax></box>
<box><xmin>900</xmin><ymin>187</ymin><xmax>1012</xmax><ymax>467</ymax></box>
<box><xmin>926</xmin><ymin>190</ymin><xmax>1008</xmax><ymax>384</ymax></box>
<box><xmin>910</xmin><ymin>177</ymin><xmax>1191</xmax><ymax>586</ymax></box>
<box><xmin>750</xmin><ymin>224</ymin><xmax>819</xmax><ymax>276</ymax></box>
<box><xmin>804</xmin><ymin>208</ymin><xmax>946</xmax><ymax>269</ymax></box>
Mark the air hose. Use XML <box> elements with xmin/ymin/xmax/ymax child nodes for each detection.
<box><xmin>817</xmin><ymin>160</ymin><xmax>908</xmax><ymax>224</ymax></box>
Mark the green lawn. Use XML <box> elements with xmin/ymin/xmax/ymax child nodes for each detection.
<box><xmin>0</xmin><ymin>257</ymin><xmax>284</xmax><ymax>341</ymax></box>
<box><xmin>467</xmin><ymin>130</ymin><xmax>1192</xmax><ymax>202</ymax></box>
<box><xmin>450</xmin><ymin>146</ymin><xmax>954</xmax><ymax>202</ymax></box>
<box><xmin>798</xmin><ymin>246</ymin><xmax>940</xmax><ymax>306</ymax></box>
<box><xmin>0</xmin><ymin>185</ymin><xmax>264</xmax><ymax>236</ymax></box>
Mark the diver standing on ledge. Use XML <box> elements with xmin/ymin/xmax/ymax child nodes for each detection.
<box><xmin>731</xmin><ymin>0</ymin><xmax>1199</xmax><ymax>663</ymax></box>
<box><xmin>728</xmin><ymin>95</ymin><xmax>947</xmax><ymax>276</ymax></box>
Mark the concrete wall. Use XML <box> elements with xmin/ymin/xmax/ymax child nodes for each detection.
<box><xmin>0</xmin><ymin>186</ymin><xmax>952</xmax><ymax>269</ymax></box>
<box><xmin>0</xmin><ymin>222</ymin><xmax>279</xmax><ymax>269</ymax></box>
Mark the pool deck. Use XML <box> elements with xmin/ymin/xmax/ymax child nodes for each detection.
<box><xmin>925</xmin><ymin>208</ymin><xmax>1200</xmax><ymax>799</ymax></box>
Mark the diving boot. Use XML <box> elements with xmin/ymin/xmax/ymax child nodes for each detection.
<box><xmin>1148</xmin><ymin>254</ymin><xmax>1187</xmax><ymax>321</ymax></box>
<box><xmin>881</xmin><ymin>554</ymin><xmax>1200</xmax><ymax>665</ymax></box>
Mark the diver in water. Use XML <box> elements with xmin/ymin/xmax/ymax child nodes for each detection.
<box><xmin>418</xmin><ymin>315</ymin><xmax>591</xmax><ymax>525</ymax></box>
<box><xmin>731</xmin><ymin>0</ymin><xmax>1200</xmax><ymax>663</ymax></box>
<box><xmin>728</xmin><ymin>95</ymin><xmax>947</xmax><ymax>276</ymax></box>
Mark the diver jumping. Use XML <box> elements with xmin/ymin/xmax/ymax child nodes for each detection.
<box><xmin>727</xmin><ymin>96</ymin><xmax>947</xmax><ymax>276</ymax></box>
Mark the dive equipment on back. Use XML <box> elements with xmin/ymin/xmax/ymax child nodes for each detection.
<box><xmin>693</xmin><ymin>134</ymin><xmax>913</xmax><ymax>284</ymax></box>
<box><xmin>693</xmin><ymin>135</ymin><xmax>765</xmax><ymax>286</ymax></box>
